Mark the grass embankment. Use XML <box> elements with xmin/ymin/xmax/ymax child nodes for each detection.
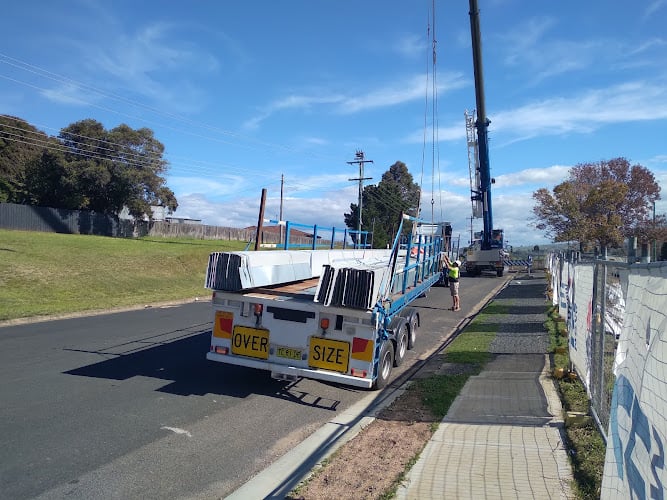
<box><xmin>0</xmin><ymin>229</ymin><xmax>246</xmax><ymax>321</ymax></box>
<box><xmin>546</xmin><ymin>305</ymin><xmax>606</xmax><ymax>500</ymax></box>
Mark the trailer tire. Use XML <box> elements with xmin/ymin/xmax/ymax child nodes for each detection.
<box><xmin>373</xmin><ymin>341</ymin><xmax>394</xmax><ymax>390</ymax></box>
<box><xmin>407</xmin><ymin>314</ymin><xmax>419</xmax><ymax>350</ymax></box>
<box><xmin>393</xmin><ymin>322</ymin><xmax>409</xmax><ymax>367</ymax></box>
<box><xmin>497</xmin><ymin>268</ymin><xmax>504</xmax><ymax>277</ymax></box>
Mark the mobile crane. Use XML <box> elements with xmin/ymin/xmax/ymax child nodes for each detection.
<box><xmin>464</xmin><ymin>0</ymin><xmax>507</xmax><ymax>277</ymax></box>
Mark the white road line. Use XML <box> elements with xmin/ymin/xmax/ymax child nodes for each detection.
<box><xmin>161</xmin><ymin>426</ymin><xmax>192</xmax><ymax>437</ymax></box>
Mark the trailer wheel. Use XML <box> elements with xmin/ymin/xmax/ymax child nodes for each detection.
<box><xmin>496</xmin><ymin>268</ymin><xmax>504</xmax><ymax>277</ymax></box>
<box><xmin>393</xmin><ymin>322</ymin><xmax>409</xmax><ymax>367</ymax></box>
<box><xmin>373</xmin><ymin>341</ymin><xmax>394</xmax><ymax>390</ymax></box>
<box><xmin>407</xmin><ymin>314</ymin><xmax>419</xmax><ymax>350</ymax></box>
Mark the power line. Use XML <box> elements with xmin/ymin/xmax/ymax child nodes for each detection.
<box><xmin>0</xmin><ymin>51</ymin><xmax>446</xmax><ymax>226</ymax></box>
<box><xmin>1</xmin><ymin>126</ymin><xmax>428</xmax><ymax>221</ymax></box>
<box><xmin>0</xmin><ymin>53</ymin><xmax>342</xmax><ymax>163</ymax></box>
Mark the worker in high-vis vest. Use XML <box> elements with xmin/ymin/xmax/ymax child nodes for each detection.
<box><xmin>442</xmin><ymin>254</ymin><xmax>461</xmax><ymax>311</ymax></box>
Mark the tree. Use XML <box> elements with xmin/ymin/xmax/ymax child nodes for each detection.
<box><xmin>24</xmin><ymin>149</ymin><xmax>86</xmax><ymax>209</ymax></box>
<box><xmin>59</xmin><ymin>120</ymin><xmax>178</xmax><ymax>219</ymax></box>
<box><xmin>532</xmin><ymin>157</ymin><xmax>663</xmax><ymax>251</ymax></box>
<box><xmin>0</xmin><ymin>116</ymin><xmax>178</xmax><ymax>220</ymax></box>
<box><xmin>345</xmin><ymin>161</ymin><xmax>421</xmax><ymax>249</ymax></box>
<box><xmin>0</xmin><ymin>115</ymin><xmax>47</xmax><ymax>203</ymax></box>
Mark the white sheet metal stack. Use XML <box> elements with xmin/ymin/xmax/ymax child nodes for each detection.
<box><xmin>314</xmin><ymin>258</ymin><xmax>392</xmax><ymax>310</ymax></box>
<box><xmin>205</xmin><ymin>248</ymin><xmax>393</xmax><ymax>293</ymax></box>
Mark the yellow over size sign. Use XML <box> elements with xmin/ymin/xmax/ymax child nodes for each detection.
<box><xmin>232</xmin><ymin>326</ymin><xmax>269</xmax><ymax>360</ymax></box>
<box><xmin>309</xmin><ymin>337</ymin><xmax>350</xmax><ymax>373</ymax></box>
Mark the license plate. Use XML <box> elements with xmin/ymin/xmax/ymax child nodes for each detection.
<box><xmin>276</xmin><ymin>346</ymin><xmax>302</xmax><ymax>360</ymax></box>
<box><xmin>232</xmin><ymin>326</ymin><xmax>269</xmax><ymax>359</ymax></box>
<box><xmin>309</xmin><ymin>337</ymin><xmax>350</xmax><ymax>373</ymax></box>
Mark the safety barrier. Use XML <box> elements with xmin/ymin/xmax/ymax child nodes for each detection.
<box><xmin>548</xmin><ymin>253</ymin><xmax>667</xmax><ymax>499</ymax></box>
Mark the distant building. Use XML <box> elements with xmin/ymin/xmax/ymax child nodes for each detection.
<box><xmin>118</xmin><ymin>205</ymin><xmax>178</xmax><ymax>222</ymax></box>
<box><xmin>165</xmin><ymin>216</ymin><xmax>202</xmax><ymax>225</ymax></box>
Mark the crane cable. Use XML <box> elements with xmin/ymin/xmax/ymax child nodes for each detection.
<box><xmin>418</xmin><ymin>0</ymin><xmax>444</xmax><ymax>230</ymax></box>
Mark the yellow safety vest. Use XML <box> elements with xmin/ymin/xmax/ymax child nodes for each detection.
<box><xmin>448</xmin><ymin>266</ymin><xmax>460</xmax><ymax>281</ymax></box>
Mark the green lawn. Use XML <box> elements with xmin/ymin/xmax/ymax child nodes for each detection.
<box><xmin>0</xmin><ymin>229</ymin><xmax>247</xmax><ymax>321</ymax></box>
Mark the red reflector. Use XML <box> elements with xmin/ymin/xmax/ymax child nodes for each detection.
<box><xmin>350</xmin><ymin>368</ymin><xmax>367</xmax><ymax>378</ymax></box>
<box><xmin>320</xmin><ymin>318</ymin><xmax>330</xmax><ymax>330</ymax></box>
<box><xmin>352</xmin><ymin>337</ymin><xmax>369</xmax><ymax>353</ymax></box>
<box><xmin>215</xmin><ymin>346</ymin><xmax>229</xmax><ymax>355</ymax></box>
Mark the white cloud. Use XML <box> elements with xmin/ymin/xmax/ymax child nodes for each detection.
<box><xmin>502</xmin><ymin>20</ymin><xmax>606</xmax><ymax>82</ymax></box>
<box><xmin>393</xmin><ymin>34</ymin><xmax>428</xmax><ymax>58</ymax></box>
<box><xmin>40</xmin><ymin>83</ymin><xmax>94</xmax><ymax>106</ymax></box>
<box><xmin>489</xmin><ymin>81</ymin><xmax>667</xmax><ymax>141</ymax></box>
<box><xmin>402</xmin><ymin>123</ymin><xmax>465</xmax><ymax>144</ymax></box>
<box><xmin>338</xmin><ymin>73</ymin><xmax>467</xmax><ymax>114</ymax></box>
<box><xmin>175</xmin><ymin>187</ymin><xmax>356</xmax><ymax>230</ymax></box>
<box><xmin>169</xmin><ymin>175</ymin><xmax>247</xmax><ymax>198</ymax></box>
<box><xmin>284</xmin><ymin>173</ymin><xmax>353</xmax><ymax>193</ymax></box>
<box><xmin>242</xmin><ymin>93</ymin><xmax>345</xmax><ymax>130</ymax></box>
<box><xmin>243</xmin><ymin>72</ymin><xmax>468</xmax><ymax>129</ymax></box>
<box><xmin>493</xmin><ymin>165</ymin><xmax>570</xmax><ymax>188</ymax></box>
<box><xmin>644</xmin><ymin>0</ymin><xmax>667</xmax><ymax>18</ymax></box>
<box><xmin>406</xmin><ymin>79</ymin><xmax>667</xmax><ymax>147</ymax></box>
<box><xmin>301</xmin><ymin>136</ymin><xmax>329</xmax><ymax>146</ymax></box>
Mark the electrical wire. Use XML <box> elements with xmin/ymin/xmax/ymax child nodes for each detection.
<box><xmin>0</xmin><ymin>53</ymin><xmax>345</xmax><ymax>165</ymax></box>
<box><xmin>0</xmin><ymin>45</ymin><xmax>440</xmax><ymax>226</ymax></box>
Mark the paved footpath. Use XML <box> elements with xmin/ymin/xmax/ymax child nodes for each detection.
<box><xmin>396</xmin><ymin>273</ymin><xmax>575</xmax><ymax>500</ymax></box>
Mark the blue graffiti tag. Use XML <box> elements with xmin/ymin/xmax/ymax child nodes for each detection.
<box><xmin>610</xmin><ymin>375</ymin><xmax>665</xmax><ymax>499</ymax></box>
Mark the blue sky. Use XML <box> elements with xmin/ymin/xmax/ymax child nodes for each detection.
<box><xmin>2</xmin><ymin>0</ymin><xmax>666</xmax><ymax>247</ymax></box>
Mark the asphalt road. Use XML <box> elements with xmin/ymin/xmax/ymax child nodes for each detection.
<box><xmin>0</xmin><ymin>273</ymin><xmax>508</xmax><ymax>499</ymax></box>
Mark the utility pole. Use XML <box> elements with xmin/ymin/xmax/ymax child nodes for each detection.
<box><xmin>254</xmin><ymin>188</ymin><xmax>267</xmax><ymax>251</ymax></box>
<box><xmin>347</xmin><ymin>150</ymin><xmax>373</xmax><ymax>236</ymax></box>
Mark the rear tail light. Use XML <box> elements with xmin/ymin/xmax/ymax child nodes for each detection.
<box><xmin>350</xmin><ymin>368</ymin><xmax>368</xmax><ymax>378</ymax></box>
<box><xmin>214</xmin><ymin>346</ymin><xmax>229</xmax><ymax>355</ymax></box>
<box><xmin>320</xmin><ymin>318</ymin><xmax>330</xmax><ymax>330</ymax></box>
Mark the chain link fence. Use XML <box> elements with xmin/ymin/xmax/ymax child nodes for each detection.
<box><xmin>549</xmin><ymin>253</ymin><xmax>638</xmax><ymax>438</ymax></box>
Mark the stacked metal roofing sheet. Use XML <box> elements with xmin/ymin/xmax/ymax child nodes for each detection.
<box><xmin>205</xmin><ymin>248</ymin><xmax>392</xmax><ymax>292</ymax></box>
<box><xmin>314</xmin><ymin>261</ymin><xmax>391</xmax><ymax>310</ymax></box>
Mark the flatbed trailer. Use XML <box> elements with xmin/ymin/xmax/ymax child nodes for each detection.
<box><xmin>205</xmin><ymin>215</ymin><xmax>444</xmax><ymax>389</ymax></box>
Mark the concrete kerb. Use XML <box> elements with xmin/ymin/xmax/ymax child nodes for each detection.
<box><xmin>227</xmin><ymin>384</ymin><xmax>409</xmax><ymax>500</ymax></box>
<box><xmin>0</xmin><ymin>296</ymin><xmax>208</xmax><ymax>328</ymax></box>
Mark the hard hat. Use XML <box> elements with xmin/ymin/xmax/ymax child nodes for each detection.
<box><xmin>455</xmin><ymin>260</ymin><xmax>461</xmax><ymax>266</ymax></box>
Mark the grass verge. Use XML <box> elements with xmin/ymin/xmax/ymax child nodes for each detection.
<box><xmin>545</xmin><ymin>304</ymin><xmax>606</xmax><ymax>500</ymax></box>
<box><xmin>0</xmin><ymin>229</ymin><xmax>246</xmax><ymax>321</ymax></box>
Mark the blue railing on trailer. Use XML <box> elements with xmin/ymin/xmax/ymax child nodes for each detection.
<box><xmin>376</xmin><ymin>214</ymin><xmax>444</xmax><ymax>321</ymax></box>
<box><xmin>266</xmin><ymin>220</ymin><xmax>372</xmax><ymax>250</ymax></box>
